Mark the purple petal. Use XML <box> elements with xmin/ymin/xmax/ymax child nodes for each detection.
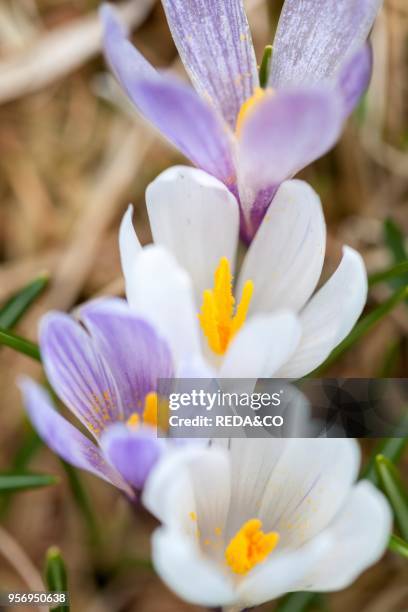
<box><xmin>100</xmin><ymin>424</ymin><xmax>164</xmax><ymax>490</ymax></box>
<box><xmin>337</xmin><ymin>43</ymin><xmax>373</xmax><ymax>117</ymax></box>
<box><xmin>80</xmin><ymin>298</ymin><xmax>173</xmax><ymax>419</ymax></box>
<box><xmin>19</xmin><ymin>378</ymin><xmax>131</xmax><ymax>494</ymax></box>
<box><xmin>39</xmin><ymin>312</ymin><xmax>123</xmax><ymax>438</ymax></box>
<box><xmin>101</xmin><ymin>4</ymin><xmax>235</xmax><ymax>185</ymax></box>
<box><xmin>270</xmin><ymin>0</ymin><xmax>381</xmax><ymax>88</ymax></box>
<box><xmin>161</xmin><ymin>0</ymin><xmax>258</xmax><ymax>128</ymax></box>
<box><xmin>237</xmin><ymin>88</ymin><xmax>343</xmax><ymax>236</ymax></box>
<box><xmin>100</xmin><ymin>4</ymin><xmax>156</xmax><ymax>82</ymax></box>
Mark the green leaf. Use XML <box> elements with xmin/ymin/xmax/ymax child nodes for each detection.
<box><xmin>276</xmin><ymin>592</ymin><xmax>323</xmax><ymax>612</ymax></box>
<box><xmin>375</xmin><ymin>454</ymin><xmax>408</xmax><ymax>541</ymax></box>
<box><xmin>0</xmin><ymin>274</ymin><xmax>48</xmax><ymax>329</ymax></box>
<box><xmin>61</xmin><ymin>462</ymin><xmax>101</xmax><ymax>546</ymax></box>
<box><xmin>0</xmin><ymin>327</ymin><xmax>41</xmax><ymax>361</ymax></box>
<box><xmin>368</xmin><ymin>261</ymin><xmax>408</xmax><ymax>288</ymax></box>
<box><xmin>0</xmin><ymin>472</ymin><xmax>58</xmax><ymax>493</ymax></box>
<box><xmin>314</xmin><ymin>286</ymin><xmax>408</xmax><ymax>373</ymax></box>
<box><xmin>259</xmin><ymin>45</ymin><xmax>273</xmax><ymax>89</ymax></box>
<box><xmin>389</xmin><ymin>533</ymin><xmax>408</xmax><ymax>559</ymax></box>
<box><xmin>45</xmin><ymin>546</ymin><xmax>69</xmax><ymax>611</ymax></box>
<box><xmin>383</xmin><ymin>218</ymin><xmax>408</xmax><ymax>299</ymax></box>
<box><xmin>0</xmin><ymin>427</ymin><xmax>42</xmax><ymax>517</ymax></box>
<box><xmin>362</xmin><ymin>435</ymin><xmax>408</xmax><ymax>485</ymax></box>
<box><xmin>376</xmin><ymin>339</ymin><xmax>401</xmax><ymax>377</ymax></box>
<box><xmin>384</xmin><ymin>218</ymin><xmax>407</xmax><ymax>264</ymax></box>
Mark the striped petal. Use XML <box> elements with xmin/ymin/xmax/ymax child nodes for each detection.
<box><xmin>269</xmin><ymin>0</ymin><xmax>382</xmax><ymax>88</ymax></box>
<box><xmin>39</xmin><ymin>311</ymin><xmax>122</xmax><ymax>438</ymax></box>
<box><xmin>162</xmin><ymin>0</ymin><xmax>258</xmax><ymax>128</ymax></box>
<box><xmin>19</xmin><ymin>378</ymin><xmax>131</xmax><ymax>494</ymax></box>
<box><xmin>101</xmin><ymin>4</ymin><xmax>234</xmax><ymax>184</ymax></box>
<box><xmin>80</xmin><ymin>298</ymin><xmax>173</xmax><ymax>419</ymax></box>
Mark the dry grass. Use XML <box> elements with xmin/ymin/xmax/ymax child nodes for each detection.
<box><xmin>0</xmin><ymin>1</ymin><xmax>407</xmax><ymax>611</ymax></box>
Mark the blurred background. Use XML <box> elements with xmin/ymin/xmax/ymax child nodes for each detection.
<box><xmin>0</xmin><ymin>0</ymin><xmax>407</xmax><ymax>610</ymax></box>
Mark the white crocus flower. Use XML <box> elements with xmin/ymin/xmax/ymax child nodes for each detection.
<box><xmin>120</xmin><ymin>167</ymin><xmax>367</xmax><ymax>378</ymax></box>
<box><xmin>142</xmin><ymin>438</ymin><xmax>391</xmax><ymax>609</ymax></box>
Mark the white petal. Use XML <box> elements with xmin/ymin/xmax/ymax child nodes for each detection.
<box><xmin>238</xmin><ymin>535</ymin><xmax>331</xmax><ymax>606</ymax></box>
<box><xmin>119</xmin><ymin>205</ymin><xmax>142</xmax><ymax>284</ymax></box>
<box><xmin>277</xmin><ymin>246</ymin><xmax>367</xmax><ymax>378</ymax></box>
<box><xmin>152</xmin><ymin>527</ymin><xmax>236</xmax><ymax>607</ymax></box>
<box><xmin>223</xmin><ymin>438</ymin><xmax>290</xmax><ymax>536</ymax></box>
<box><xmin>147</xmin><ymin>166</ymin><xmax>239</xmax><ymax>303</ymax></box>
<box><xmin>296</xmin><ymin>481</ymin><xmax>392</xmax><ymax>591</ymax></box>
<box><xmin>143</xmin><ymin>445</ymin><xmax>230</xmax><ymax>534</ymax></box>
<box><xmin>126</xmin><ymin>245</ymin><xmax>201</xmax><ymax>363</ymax></box>
<box><xmin>237</xmin><ymin>180</ymin><xmax>326</xmax><ymax>314</ymax></box>
<box><xmin>258</xmin><ymin>439</ymin><xmax>361</xmax><ymax>547</ymax></box>
<box><xmin>219</xmin><ymin>312</ymin><xmax>301</xmax><ymax>378</ymax></box>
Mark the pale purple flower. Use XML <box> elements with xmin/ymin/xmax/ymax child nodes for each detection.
<box><xmin>19</xmin><ymin>299</ymin><xmax>177</xmax><ymax>498</ymax></box>
<box><xmin>101</xmin><ymin>0</ymin><xmax>381</xmax><ymax>241</ymax></box>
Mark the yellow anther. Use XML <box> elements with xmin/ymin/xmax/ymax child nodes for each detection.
<box><xmin>236</xmin><ymin>87</ymin><xmax>272</xmax><ymax>136</ymax></box>
<box><xmin>142</xmin><ymin>392</ymin><xmax>169</xmax><ymax>432</ymax></box>
<box><xmin>225</xmin><ymin>519</ymin><xmax>279</xmax><ymax>575</ymax></box>
<box><xmin>126</xmin><ymin>412</ymin><xmax>140</xmax><ymax>430</ymax></box>
<box><xmin>198</xmin><ymin>257</ymin><xmax>253</xmax><ymax>355</ymax></box>
<box><xmin>189</xmin><ymin>512</ymin><xmax>197</xmax><ymax>522</ymax></box>
<box><xmin>143</xmin><ymin>392</ymin><xmax>158</xmax><ymax>427</ymax></box>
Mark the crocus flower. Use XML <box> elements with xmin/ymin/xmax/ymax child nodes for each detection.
<box><xmin>120</xmin><ymin>165</ymin><xmax>367</xmax><ymax>379</ymax></box>
<box><xmin>142</xmin><ymin>438</ymin><xmax>391</xmax><ymax>609</ymax></box>
<box><xmin>19</xmin><ymin>299</ymin><xmax>186</xmax><ymax>498</ymax></box>
<box><xmin>101</xmin><ymin>0</ymin><xmax>381</xmax><ymax>241</ymax></box>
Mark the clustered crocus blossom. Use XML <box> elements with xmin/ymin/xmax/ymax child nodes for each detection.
<box><xmin>17</xmin><ymin>3</ymin><xmax>391</xmax><ymax>607</ymax></box>
<box><xmin>120</xmin><ymin>166</ymin><xmax>367</xmax><ymax>379</ymax></box>
<box><xmin>143</xmin><ymin>438</ymin><xmax>391</xmax><ymax>610</ymax></box>
<box><xmin>19</xmin><ymin>299</ymin><xmax>177</xmax><ymax>498</ymax></box>
<box><xmin>101</xmin><ymin>0</ymin><xmax>382</xmax><ymax>241</ymax></box>
<box><xmin>20</xmin><ymin>165</ymin><xmax>367</xmax><ymax>497</ymax></box>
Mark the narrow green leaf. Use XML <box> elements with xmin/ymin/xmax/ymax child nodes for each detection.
<box><xmin>376</xmin><ymin>454</ymin><xmax>408</xmax><ymax>541</ymax></box>
<box><xmin>314</xmin><ymin>286</ymin><xmax>408</xmax><ymax>373</ymax></box>
<box><xmin>45</xmin><ymin>546</ymin><xmax>69</xmax><ymax>611</ymax></box>
<box><xmin>368</xmin><ymin>261</ymin><xmax>408</xmax><ymax>288</ymax></box>
<box><xmin>389</xmin><ymin>533</ymin><xmax>408</xmax><ymax>559</ymax></box>
<box><xmin>376</xmin><ymin>339</ymin><xmax>401</xmax><ymax>377</ymax></box>
<box><xmin>61</xmin><ymin>462</ymin><xmax>100</xmax><ymax>546</ymax></box>
<box><xmin>0</xmin><ymin>274</ymin><xmax>49</xmax><ymax>329</ymax></box>
<box><xmin>0</xmin><ymin>427</ymin><xmax>42</xmax><ymax>517</ymax></box>
<box><xmin>383</xmin><ymin>218</ymin><xmax>408</xmax><ymax>299</ymax></box>
<box><xmin>384</xmin><ymin>218</ymin><xmax>407</xmax><ymax>264</ymax></box>
<box><xmin>276</xmin><ymin>591</ymin><xmax>322</xmax><ymax>612</ymax></box>
<box><xmin>259</xmin><ymin>45</ymin><xmax>273</xmax><ymax>88</ymax></box>
<box><xmin>0</xmin><ymin>327</ymin><xmax>41</xmax><ymax>361</ymax></box>
<box><xmin>0</xmin><ymin>472</ymin><xmax>58</xmax><ymax>493</ymax></box>
<box><xmin>362</xmin><ymin>435</ymin><xmax>408</xmax><ymax>485</ymax></box>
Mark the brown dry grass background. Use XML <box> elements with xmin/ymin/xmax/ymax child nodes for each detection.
<box><xmin>0</xmin><ymin>0</ymin><xmax>407</xmax><ymax>610</ymax></box>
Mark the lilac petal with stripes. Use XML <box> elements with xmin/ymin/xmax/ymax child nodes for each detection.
<box><xmin>237</xmin><ymin>88</ymin><xmax>343</xmax><ymax>227</ymax></box>
<box><xmin>101</xmin><ymin>4</ymin><xmax>157</xmax><ymax>84</ymax></box>
<box><xmin>39</xmin><ymin>312</ymin><xmax>122</xmax><ymax>439</ymax></box>
<box><xmin>101</xmin><ymin>5</ymin><xmax>234</xmax><ymax>184</ymax></box>
<box><xmin>129</xmin><ymin>76</ymin><xmax>235</xmax><ymax>184</ymax></box>
<box><xmin>337</xmin><ymin>44</ymin><xmax>373</xmax><ymax>117</ymax></box>
<box><xmin>80</xmin><ymin>298</ymin><xmax>174</xmax><ymax>419</ymax></box>
<box><xmin>19</xmin><ymin>378</ymin><xmax>132</xmax><ymax>495</ymax></box>
<box><xmin>101</xmin><ymin>424</ymin><xmax>165</xmax><ymax>490</ymax></box>
<box><xmin>269</xmin><ymin>0</ymin><xmax>382</xmax><ymax>88</ymax></box>
<box><xmin>161</xmin><ymin>0</ymin><xmax>258</xmax><ymax>128</ymax></box>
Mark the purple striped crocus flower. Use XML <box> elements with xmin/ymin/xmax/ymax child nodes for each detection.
<box><xmin>19</xmin><ymin>299</ymin><xmax>180</xmax><ymax>498</ymax></box>
<box><xmin>101</xmin><ymin>0</ymin><xmax>381</xmax><ymax>241</ymax></box>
